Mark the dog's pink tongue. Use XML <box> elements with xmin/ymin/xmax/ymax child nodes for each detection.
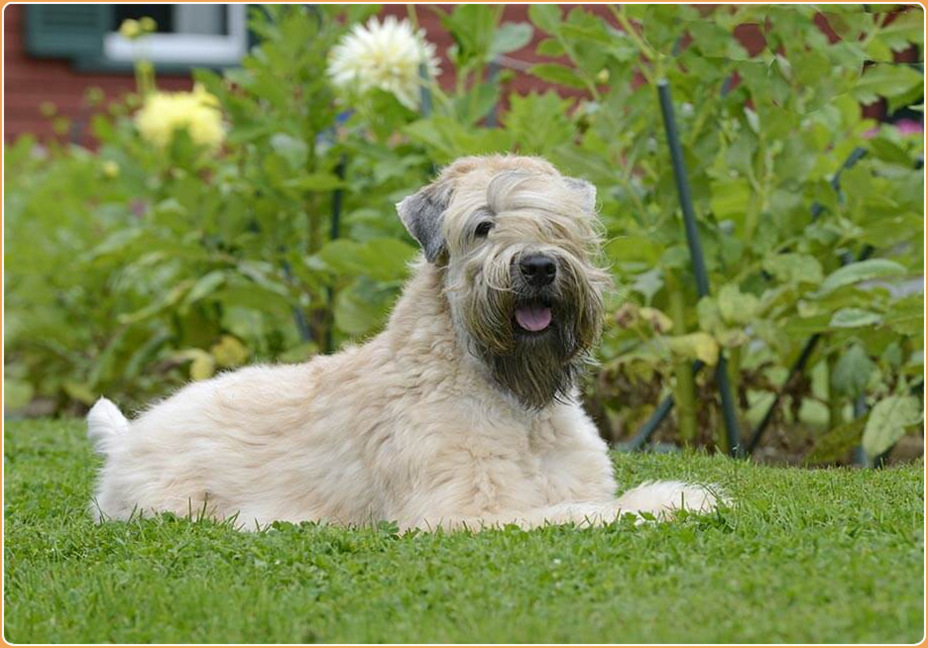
<box><xmin>515</xmin><ymin>306</ymin><xmax>552</xmax><ymax>332</ymax></box>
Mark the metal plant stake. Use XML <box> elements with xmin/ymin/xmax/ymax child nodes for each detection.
<box><xmin>656</xmin><ymin>80</ymin><xmax>743</xmax><ymax>457</ymax></box>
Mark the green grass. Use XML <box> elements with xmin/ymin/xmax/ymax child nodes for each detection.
<box><xmin>3</xmin><ymin>419</ymin><xmax>924</xmax><ymax>644</ymax></box>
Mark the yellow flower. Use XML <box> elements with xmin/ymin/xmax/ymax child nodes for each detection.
<box><xmin>119</xmin><ymin>19</ymin><xmax>142</xmax><ymax>40</ymax></box>
<box><xmin>134</xmin><ymin>87</ymin><xmax>225</xmax><ymax>150</ymax></box>
<box><xmin>210</xmin><ymin>335</ymin><xmax>249</xmax><ymax>369</ymax></box>
<box><xmin>101</xmin><ymin>161</ymin><xmax>120</xmax><ymax>178</ymax></box>
<box><xmin>139</xmin><ymin>17</ymin><xmax>158</xmax><ymax>34</ymax></box>
<box><xmin>175</xmin><ymin>349</ymin><xmax>215</xmax><ymax>381</ymax></box>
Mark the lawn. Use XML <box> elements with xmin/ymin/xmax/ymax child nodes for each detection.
<box><xmin>3</xmin><ymin>419</ymin><xmax>924</xmax><ymax>644</ymax></box>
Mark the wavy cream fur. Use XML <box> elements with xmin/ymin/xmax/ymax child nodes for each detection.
<box><xmin>89</xmin><ymin>155</ymin><xmax>724</xmax><ymax>530</ymax></box>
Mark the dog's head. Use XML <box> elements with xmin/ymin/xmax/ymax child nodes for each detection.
<box><xmin>397</xmin><ymin>155</ymin><xmax>611</xmax><ymax>409</ymax></box>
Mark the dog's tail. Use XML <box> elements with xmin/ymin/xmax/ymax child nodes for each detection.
<box><xmin>87</xmin><ymin>397</ymin><xmax>130</xmax><ymax>456</ymax></box>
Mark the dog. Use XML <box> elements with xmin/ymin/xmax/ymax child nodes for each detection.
<box><xmin>88</xmin><ymin>155</ymin><xmax>723</xmax><ymax>530</ymax></box>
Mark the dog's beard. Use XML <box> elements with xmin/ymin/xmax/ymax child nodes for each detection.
<box><xmin>488</xmin><ymin>301</ymin><xmax>584</xmax><ymax>409</ymax></box>
<box><xmin>459</xmin><ymin>256</ymin><xmax>604</xmax><ymax>410</ymax></box>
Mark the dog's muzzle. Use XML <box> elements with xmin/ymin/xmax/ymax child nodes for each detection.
<box><xmin>510</xmin><ymin>254</ymin><xmax>562</xmax><ymax>335</ymax></box>
<box><xmin>518</xmin><ymin>254</ymin><xmax>557</xmax><ymax>287</ymax></box>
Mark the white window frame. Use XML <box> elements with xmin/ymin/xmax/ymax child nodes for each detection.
<box><xmin>103</xmin><ymin>4</ymin><xmax>247</xmax><ymax>66</ymax></box>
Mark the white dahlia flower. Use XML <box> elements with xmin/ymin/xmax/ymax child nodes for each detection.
<box><xmin>327</xmin><ymin>16</ymin><xmax>441</xmax><ymax>111</ymax></box>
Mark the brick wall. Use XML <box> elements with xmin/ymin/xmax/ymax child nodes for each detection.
<box><xmin>3</xmin><ymin>4</ymin><xmax>193</xmax><ymax>144</ymax></box>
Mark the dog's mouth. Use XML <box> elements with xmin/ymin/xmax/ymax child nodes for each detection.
<box><xmin>514</xmin><ymin>301</ymin><xmax>553</xmax><ymax>334</ymax></box>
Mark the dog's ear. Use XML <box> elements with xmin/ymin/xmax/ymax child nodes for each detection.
<box><xmin>564</xmin><ymin>177</ymin><xmax>597</xmax><ymax>214</ymax></box>
<box><xmin>396</xmin><ymin>181</ymin><xmax>452</xmax><ymax>263</ymax></box>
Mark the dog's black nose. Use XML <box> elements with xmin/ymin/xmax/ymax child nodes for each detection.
<box><xmin>519</xmin><ymin>254</ymin><xmax>557</xmax><ymax>286</ymax></box>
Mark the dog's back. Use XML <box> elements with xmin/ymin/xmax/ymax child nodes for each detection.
<box><xmin>87</xmin><ymin>358</ymin><xmax>386</xmax><ymax>527</ymax></box>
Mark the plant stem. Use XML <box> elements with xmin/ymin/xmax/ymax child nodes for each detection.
<box><xmin>728</xmin><ymin>345</ymin><xmax>741</xmax><ymax>402</ymax></box>
<box><xmin>405</xmin><ymin>4</ymin><xmax>419</xmax><ymax>30</ymax></box>
<box><xmin>608</xmin><ymin>5</ymin><xmax>659</xmax><ymax>85</ymax></box>
<box><xmin>667</xmin><ymin>271</ymin><xmax>698</xmax><ymax>445</ymax></box>
<box><xmin>303</xmin><ymin>116</ymin><xmax>329</xmax><ymax>350</ymax></box>
<box><xmin>826</xmin><ymin>348</ymin><xmax>843</xmax><ymax>430</ymax></box>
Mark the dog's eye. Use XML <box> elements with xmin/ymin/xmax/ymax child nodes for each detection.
<box><xmin>474</xmin><ymin>221</ymin><xmax>494</xmax><ymax>237</ymax></box>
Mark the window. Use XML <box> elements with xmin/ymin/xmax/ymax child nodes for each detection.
<box><xmin>103</xmin><ymin>5</ymin><xmax>247</xmax><ymax>67</ymax></box>
<box><xmin>25</xmin><ymin>4</ymin><xmax>248</xmax><ymax>71</ymax></box>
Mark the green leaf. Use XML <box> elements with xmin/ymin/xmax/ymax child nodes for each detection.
<box><xmin>817</xmin><ymin>259</ymin><xmax>907</xmax><ymax>296</ymax></box>
<box><xmin>751</xmin><ymin>319</ymin><xmax>792</xmax><ymax>355</ymax></box>
<box><xmin>357</xmin><ymin>238</ymin><xmax>418</xmax><ymax>281</ymax></box>
<box><xmin>277</xmin><ymin>341</ymin><xmax>319</xmax><ymax>363</ymax></box>
<box><xmin>184</xmin><ymin>270</ymin><xmax>227</xmax><ymax>309</ymax></box>
<box><xmin>317</xmin><ymin>238</ymin><xmax>417</xmax><ymax>282</ymax></box>
<box><xmin>404</xmin><ymin>117</ymin><xmax>515</xmax><ymax>163</ymax></box>
<box><xmin>885</xmin><ymin>295</ymin><xmax>924</xmax><ymax>336</ymax></box>
<box><xmin>875</xmin><ymin>9</ymin><xmax>924</xmax><ymax>53</ymax></box>
<box><xmin>862</xmin><ymin>395</ymin><xmax>923</xmax><ymax>458</ymax></box>
<box><xmin>605</xmin><ymin>236</ymin><xmax>661</xmax><ymax>265</ymax></box>
<box><xmin>697</xmin><ymin>297</ymin><xmax>723</xmax><ymax>334</ymax></box>
<box><xmin>762</xmin><ymin>253</ymin><xmax>824</xmax><ymax>286</ymax></box>
<box><xmin>316</xmin><ymin>240</ymin><xmax>366</xmax><ymax>276</ymax></box>
<box><xmin>221</xmin><ymin>307</ymin><xmax>265</xmax><ymax>342</ymax></box>
<box><xmin>528</xmin><ymin>4</ymin><xmax>562</xmax><ymax>34</ymax></box>
<box><xmin>830</xmin><ymin>308</ymin><xmax>883</xmax><ymax>329</ymax></box>
<box><xmin>806</xmin><ymin>417</ymin><xmax>866</xmax><ymax>465</ymax></box>
<box><xmin>831</xmin><ymin>344</ymin><xmax>876</xmax><ymax>399</ymax></box>
<box><xmin>491</xmin><ymin>22</ymin><xmax>533</xmax><ymax>56</ymax></box>
<box><xmin>528</xmin><ymin>63</ymin><xmax>587</xmax><ymax>90</ymax></box>
<box><xmin>639</xmin><ymin>307</ymin><xmax>674</xmax><ymax>334</ymax></box>
<box><xmin>715</xmin><ymin>328</ymin><xmax>749</xmax><ymax>348</ymax></box>
<box><xmin>334</xmin><ymin>277</ymin><xmax>396</xmax><ymax>336</ymax></box>
<box><xmin>709</xmin><ymin>179</ymin><xmax>751</xmax><ymax>220</ymax></box>
<box><xmin>852</xmin><ymin>63</ymin><xmax>923</xmax><ymax>106</ymax></box>
<box><xmin>536</xmin><ymin>37</ymin><xmax>565</xmax><ymax>57</ymax></box>
<box><xmin>4</xmin><ymin>378</ymin><xmax>34</xmax><ymax>411</ymax></box>
<box><xmin>724</xmin><ymin>134</ymin><xmax>757</xmax><ymax>176</ymax></box>
<box><xmin>718</xmin><ymin>284</ymin><xmax>759</xmax><ymax>325</ymax></box>
<box><xmin>118</xmin><ymin>280</ymin><xmax>193</xmax><ymax>325</ymax></box>
<box><xmin>452</xmin><ymin>83</ymin><xmax>501</xmax><ymax>125</ymax></box>
<box><xmin>283</xmin><ymin>173</ymin><xmax>345</xmax><ymax>192</ymax></box>
<box><xmin>226</xmin><ymin>123</ymin><xmax>276</xmax><ymax>145</ymax></box>
<box><xmin>440</xmin><ymin>5</ymin><xmax>498</xmax><ymax>63</ymax></box>
<box><xmin>664</xmin><ymin>332</ymin><xmax>719</xmax><ymax>366</ymax></box>
<box><xmin>63</xmin><ymin>381</ymin><xmax>97</xmax><ymax>406</ymax></box>
<box><xmin>505</xmin><ymin>92</ymin><xmax>575</xmax><ymax>155</ymax></box>
<box><xmin>269</xmin><ymin>133</ymin><xmax>309</xmax><ymax>169</ymax></box>
<box><xmin>785</xmin><ymin>314</ymin><xmax>833</xmax><ymax>336</ymax></box>
<box><xmin>124</xmin><ymin>331</ymin><xmax>172</xmax><ymax>380</ymax></box>
<box><xmin>632</xmin><ymin>269</ymin><xmax>664</xmax><ymax>304</ymax></box>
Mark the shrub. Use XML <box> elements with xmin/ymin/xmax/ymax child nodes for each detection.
<box><xmin>529</xmin><ymin>5</ymin><xmax>925</xmax><ymax>460</ymax></box>
<box><xmin>5</xmin><ymin>6</ymin><xmax>420</xmax><ymax>413</ymax></box>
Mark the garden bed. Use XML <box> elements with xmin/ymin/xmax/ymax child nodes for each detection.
<box><xmin>3</xmin><ymin>419</ymin><xmax>923</xmax><ymax>644</ymax></box>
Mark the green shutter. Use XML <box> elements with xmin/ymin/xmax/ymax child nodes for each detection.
<box><xmin>25</xmin><ymin>5</ymin><xmax>114</xmax><ymax>58</ymax></box>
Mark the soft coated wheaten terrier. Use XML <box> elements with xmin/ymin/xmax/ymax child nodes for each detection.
<box><xmin>88</xmin><ymin>155</ymin><xmax>723</xmax><ymax>530</ymax></box>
